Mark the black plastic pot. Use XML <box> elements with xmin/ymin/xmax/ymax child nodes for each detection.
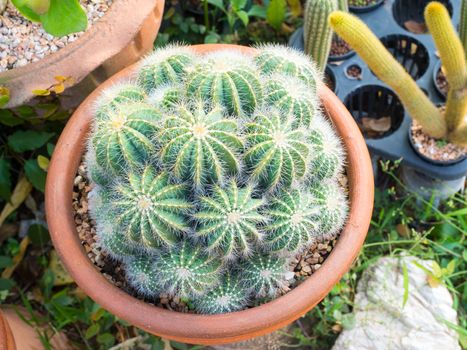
<box><xmin>288</xmin><ymin>0</ymin><xmax>466</xmax><ymax>183</ymax></box>
<box><xmin>349</xmin><ymin>0</ymin><xmax>385</xmax><ymax>13</ymax></box>
<box><xmin>433</xmin><ymin>59</ymin><xmax>448</xmax><ymax>99</ymax></box>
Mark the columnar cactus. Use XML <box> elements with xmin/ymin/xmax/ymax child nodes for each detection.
<box><xmin>425</xmin><ymin>2</ymin><xmax>467</xmax><ymax>132</ymax></box>
<box><xmin>87</xmin><ymin>44</ymin><xmax>349</xmax><ymax>313</ymax></box>
<box><xmin>329</xmin><ymin>6</ymin><xmax>467</xmax><ymax>146</ymax></box>
<box><xmin>337</xmin><ymin>0</ymin><xmax>348</xmax><ymax>11</ymax></box>
<box><xmin>460</xmin><ymin>0</ymin><xmax>467</xmax><ymax>56</ymax></box>
<box><xmin>186</xmin><ymin>51</ymin><xmax>263</xmax><ymax>116</ymax></box>
<box><xmin>303</xmin><ymin>0</ymin><xmax>338</xmax><ymax>71</ymax></box>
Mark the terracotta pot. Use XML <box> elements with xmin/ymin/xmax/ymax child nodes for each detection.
<box><xmin>45</xmin><ymin>44</ymin><xmax>374</xmax><ymax>345</ymax></box>
<box><xmin>0</xmin><ymin>0</ymin><xmax>164</xmax><ymax>108</ymax></box>
<box><xmin>0</xmin><ymin>307</ymin><xmax>69</xmax><ymax>350</ymax></box>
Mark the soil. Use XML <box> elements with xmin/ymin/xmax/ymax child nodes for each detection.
<box><xmin>349</xmin><ymin>0</ymin><xmax>380</xmax><ymax>7</ymax></box>
<box><xmin>410</xmin><ymin>121</ymin><xmax>467</xmax><ymax>162</ymax></box>
<box><xmin>346</xmin><ymin>65</ymin><xmax>362</xmax><ymax>80</ymax></box>
<box><xmin>0</xmin><ymin>0</ymin><xmax>113</xmax><ymax>72</ymax></box>
<box><xmin>324</xmin><ymin>71</ymin><xmax>336</xmax><ymax>92</ymax></box>
<box><xmin>73</xmin><ymin>161</ymin><xmax>346</xmax><ymax>314</ymax></box>
<box><xmin>435</xmin><ymin>67</ymin><xmax>449</xmax><ymax>97</ymax></box>
<box><xmin>330</xmin><ymin>36</ymin><xmax>352</xmax><ymax>58</ymax></box>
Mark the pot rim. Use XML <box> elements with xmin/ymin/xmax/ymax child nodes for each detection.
<box><xmin>45</xmin><ymin>44</ymin><xmax>374</xmax><ymax>345</ymax></box>
<box><xmin>0</xmin><ymin>0</ymin><xmax>164</xmax><ymax>108</ymax></box>
<box><xmin>0</xmin><ymin>309</ymin><xmax>15</xmax><ymax>350</ymax></box>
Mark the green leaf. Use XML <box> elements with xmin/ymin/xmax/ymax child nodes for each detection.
<box><xmin>85</xmin><ymin>324</ymin><xmax>100</xmax><ymax>339</ymax></box>
<box><xmin>248</xmin><ymin>4</ymin><xmax>266</xmax><ymax>18</ymax></box>
<box><xmin>40</xmin><ymin>0</ymin><xmax>88</xmax><ymax>37</ymax></box>
<box><xmin>0</xmin><ymin>87</ymin><xmax>10</xmax><ymax>108</ymax></box>
<box><xmin>205</xmin><ymin>32</ymin><xmax>220</xmax><ymax>43</ymax></box>
<box><xmin>207</xmin><ymin>0</ymin><xmax>225</xmax><ymax>11</ymax></box>
<box><xmin>266</xmin><ymin>0</ymin><xmax>286</xmax><ymax>30</ymax></box>
<box><xmin>446</xmin><ymin>260</ymin><xmax>456</xmax><ymax>275</ymax></box>
<box><xmin>14</xmin><ymin>106</ymin><xmax>35</xmax><ymax>118</ymax></box>
<box><xmin>0</xmin><ymin>256</ymin><xmax>13</xmax><ymax>269</ymax></box>
<box><xmin>37</xmin><ymin>155</ymin><xmax>50</xmax><ymax>171</ymax></box>
<box><xmin>0</xmin><ymin>110</ymin><xmax>24</xmax><ymax>127</ymax></box>
<box><xmin>231</xmin><ymin>0</ymin><xmax>247</xmax><ymax>10</ymax></box>
<box><xmin>47</xmin><ymin>143</ymin><xmax>55</xmax><ymax>157</ymax></box>
<box><xmin>236</xmin><ymin>10</ymin><xmax>249</xmax><ymax>26</ymax></box>
<box><xmin>8</xmin><ymin>130</ymin><xmax>54</xmax><ymax>152</ymax></box>
<box><xmin>0</xmin><ymin>158</ymin><xmax>12</xmax><ymax>201</ymax></box>
<box><xmin>0</xmin><ymin>278</ymin><xmax>15</xmax><ymax>291</ymax></box>
<box><xmin>28</xmin><ymin>223</ymin><xmax>50</xmax><ymax>245</ymax></box>
<box><xmin>96</xmin><ymin>333</ymin><xmax>115</xmax><ymax>346</ymax></box>
<box><xmin>402</xmin><ymin>262</ymin><xmax>409</xmax><ymax>307</ymax></box>
<box><xmin>24</xmin><ymin>159</ymin><xmax>47</xmax><ymax>192</ymax></box>
<box><xmin>10</xmin><ymin>0</ymin><xmax>42</xmax><ymax>21</ymax></box>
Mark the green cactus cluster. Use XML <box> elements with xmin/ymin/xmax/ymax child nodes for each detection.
<box><xmin>87</xmin><ymin>44</ymin><xmax>348</xmax><ymax>313</ymax></box>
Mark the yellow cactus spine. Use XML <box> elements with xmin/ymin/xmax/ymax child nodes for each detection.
<box><xmin>425</xmin><ymin>2</ymin><xmax>467</xmax><ymax>132</ymax></box>
<box><xmin>329</xmin><ymin>11</ymin><xmax>447</xmax><ymax>139</ymax></box>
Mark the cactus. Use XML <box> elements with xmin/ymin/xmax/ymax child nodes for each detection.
<box><xmin>309</xmin><ymin>180</ymin><xmax>348</xmax><ymax>237</ymax></box>
<box><xmin>91</xmin><ymin>102</ymin><xmax>161</xmax><ymax>173</ymax></box>
<box><xmin>308</xmin><ymin>115</ymin><xmax>345</xmax><ymax>181</ymax></box>
<box><xmin>303</xmin><ymin>0</ymin><xmax>338</xmax><ymax>72</ymax></box>
<box><xmin>153</xmin><ymin>241</ymin><xmax>223</xmax><ymax>297</ymax></box>
<box><xmin>147</xmin><ymin>84</ymin><xmax>183</xmax><ymax>111</ymax></box>
<box><xmin>195</xmin><ymin>180</ymin><xmax>265</xmax><ymax>258</ymax></box>
<box><xmin>93</xmin><ymin>83</ymin><xmax>146</xmax><ymax>117</ymax></box>
<box><xmin>329</xmin><ymin>11</ymin><xmax>448</xmax><ymax>139</ymax></box>
<box><xmin>87</xmin><ymin>45</ymin><xmax>349</xmax><ymax>313</ymax></box>
<box><xmin>425</xmin><ymin>2</ymin><xmax>467</xmax><ymax>132</ymax></box>
<box><xmin>158</xmin><ymin>103</ymin><xmax>243</xmax><ymax>189</ymax></box>
<box><xmin>337</xmin><ymin>0</ymin><xmax>348</xmax><ymax>11</ymax></box>
<box><xmin>193</xmin><ymin>272</ymin><xmax>248</xmax><ymax>314</ymax></box>
<box><xmin>255</xmin><ymin>44</ymin><xmax>321</xmax><ymax>88</ymax></box>
<box><xmin>125</xmin><ymin>256</ymin><xmax>160</xmax><ymax>296</ymax></box>
<box><xmin>186</xmin><ymin>51</ymin><xmax>262</xmax><ymax>116</ymax></box>
<box><xmin>460</xmin><ymin>0</ymin><xmax>467</xmax><ymax>56</ymax></box>
<box><xmin>264</xmin><ymin>75</ymin><xmax>319</xmax><ymax>127</ymax></box>
<box><xmin>239</xmin><ymin>254</ymin><xmax>293</xmax><ymax>298</ymax></box>
<box><xmin>106</xmin><ymin>166</ymin><xmax>192</xmax><ymax>249</ymax></box>
<box><xmin>244</xmin><ymin>108</ymin><xmax>311</xmax><ymax>190</ymax></box>
<box><xmin>138</xmin><ymin>45</ymin><xmax>195</xmax><ymax>93</ymax></box>
<box><xmin>262</xmin><ymin>188</ymin><xmax>319</xmax><ymax>253</ymax></box>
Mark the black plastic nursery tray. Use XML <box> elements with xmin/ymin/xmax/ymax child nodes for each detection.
<box><xmin>290</xmin><ymin>0</ymin><xmax>466</xmax><ymax>181</ymax></box>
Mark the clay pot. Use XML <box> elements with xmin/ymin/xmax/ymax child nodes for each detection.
<box><xmin>0</xmin><ymin>307</ymin><xmax>69</xmax><ymax>350</ymax></box>
<box><xmin>0</xmin><ymin>0</ymin><xmax>165</xmax><ymax>108</ymax></box>
<box><xmin>45</xmin><ymin>44</ymin><xmax>374</xmax><ymax>345</ymax></box>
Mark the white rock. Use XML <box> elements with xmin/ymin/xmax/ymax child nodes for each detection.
<box><xmin>332</xmin><ymin>256</ymin><xmax>461</xmax><ymax>350</ymax></box>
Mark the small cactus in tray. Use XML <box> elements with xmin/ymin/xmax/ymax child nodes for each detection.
<box><xmin>87</xmin><ymin>44</ymin><xmax>349</xmax><ymax>314</ymax></box>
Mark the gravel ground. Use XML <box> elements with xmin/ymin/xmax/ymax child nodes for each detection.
<box><xmin>411</xmin><ymin>121</ymin><xmax>467</xmax><ymax>162</ymax></box>
<box><xmin>0</xmin><ymin>0</ymin><xmax>113</xmax><ymax>72</ymax></box>
<box><xmin>73</xmin><ymin>161</ymin><xmax>346</xmax><ymax>313</ymax></box>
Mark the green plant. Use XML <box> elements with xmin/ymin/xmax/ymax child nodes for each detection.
<box><xmin>460</xmin><ymin>0</ymin><xmax>467</xmax><ymax>56</ymax></box>
<box><xmin>186</xmin><ymin>50</ymin><xmax>263</xmax><ymax>116</ymax></box>
<box><xmin>193</xmin><ymin>272</ymin><xmax>249</xmax><ymax>314</ymax></box>
<box><xmin>337</xmin><ymin>0</ymin><xmax>348</xmax><ymax>11</ymax></box>
<box><xmin>87</xmin><ymin>44</ymin><xmax>348</xmax><ymax>308</ymax></box>
<box><xmin>303</xmin><ymin>0</ymin><xmax>338</xmax><ymax>72</ymax></box>
<box><xmin>240</xmin><ymin>254</ymin><xmax>293</xmax><ymax>298</ymax></box>
<box><xmin>329</xmin><ymin>3</ymin><xmax>467</xmax><ymax>146</ymax></box>
<box><xmin>195</xmin><ymin>180</ymin><xmax>265</xmax><ymax>258</ymax></box>
<box><xmin>8</xmin><ymin>0</ymin><xmax>87</xmax><ymax>36</ymax></box>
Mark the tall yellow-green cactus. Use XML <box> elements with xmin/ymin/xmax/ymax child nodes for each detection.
<box><xmin>460</xmin><ymin>0</ymin><xmax>467</xmax><ymax>56</ymax></box>
<box><xmin>425</xmin><ymin>2</ymin><xmax>467</xmax><ymax>132</ymax></box>
<box><xmin>329</xmin><ymin>11</ymin><xmax>447</xmax><ymax>139</ymax></box>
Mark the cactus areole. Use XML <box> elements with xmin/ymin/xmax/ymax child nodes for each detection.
<box><xmin>45</xmin><ymin>44</ymin><xmax>374</xmax><ymax>345</ymax></box>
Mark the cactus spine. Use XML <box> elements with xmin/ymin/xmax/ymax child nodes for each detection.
<box><xmin>425</xmin><ymin>2</ymin><xmax>467</xmax><ymax>132</ymax></box>
<box><xmin>329</xmin><ymin>11</ymin><xmax>447</xmax><ymax>139</ymax></box>
<box><xmin>88</xmin><ymin>45</ymin><xmax>349</xmax><ymax>312</ymax></box>
<box><xmin>303</xmin><ymin>0</ymin><xmax>338</xmax><ymax>72</ymax></box>
<box><xmin>460</xmin><ymin>0</ymin><xmax>467</xmax><ymax>56</ymax></box>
